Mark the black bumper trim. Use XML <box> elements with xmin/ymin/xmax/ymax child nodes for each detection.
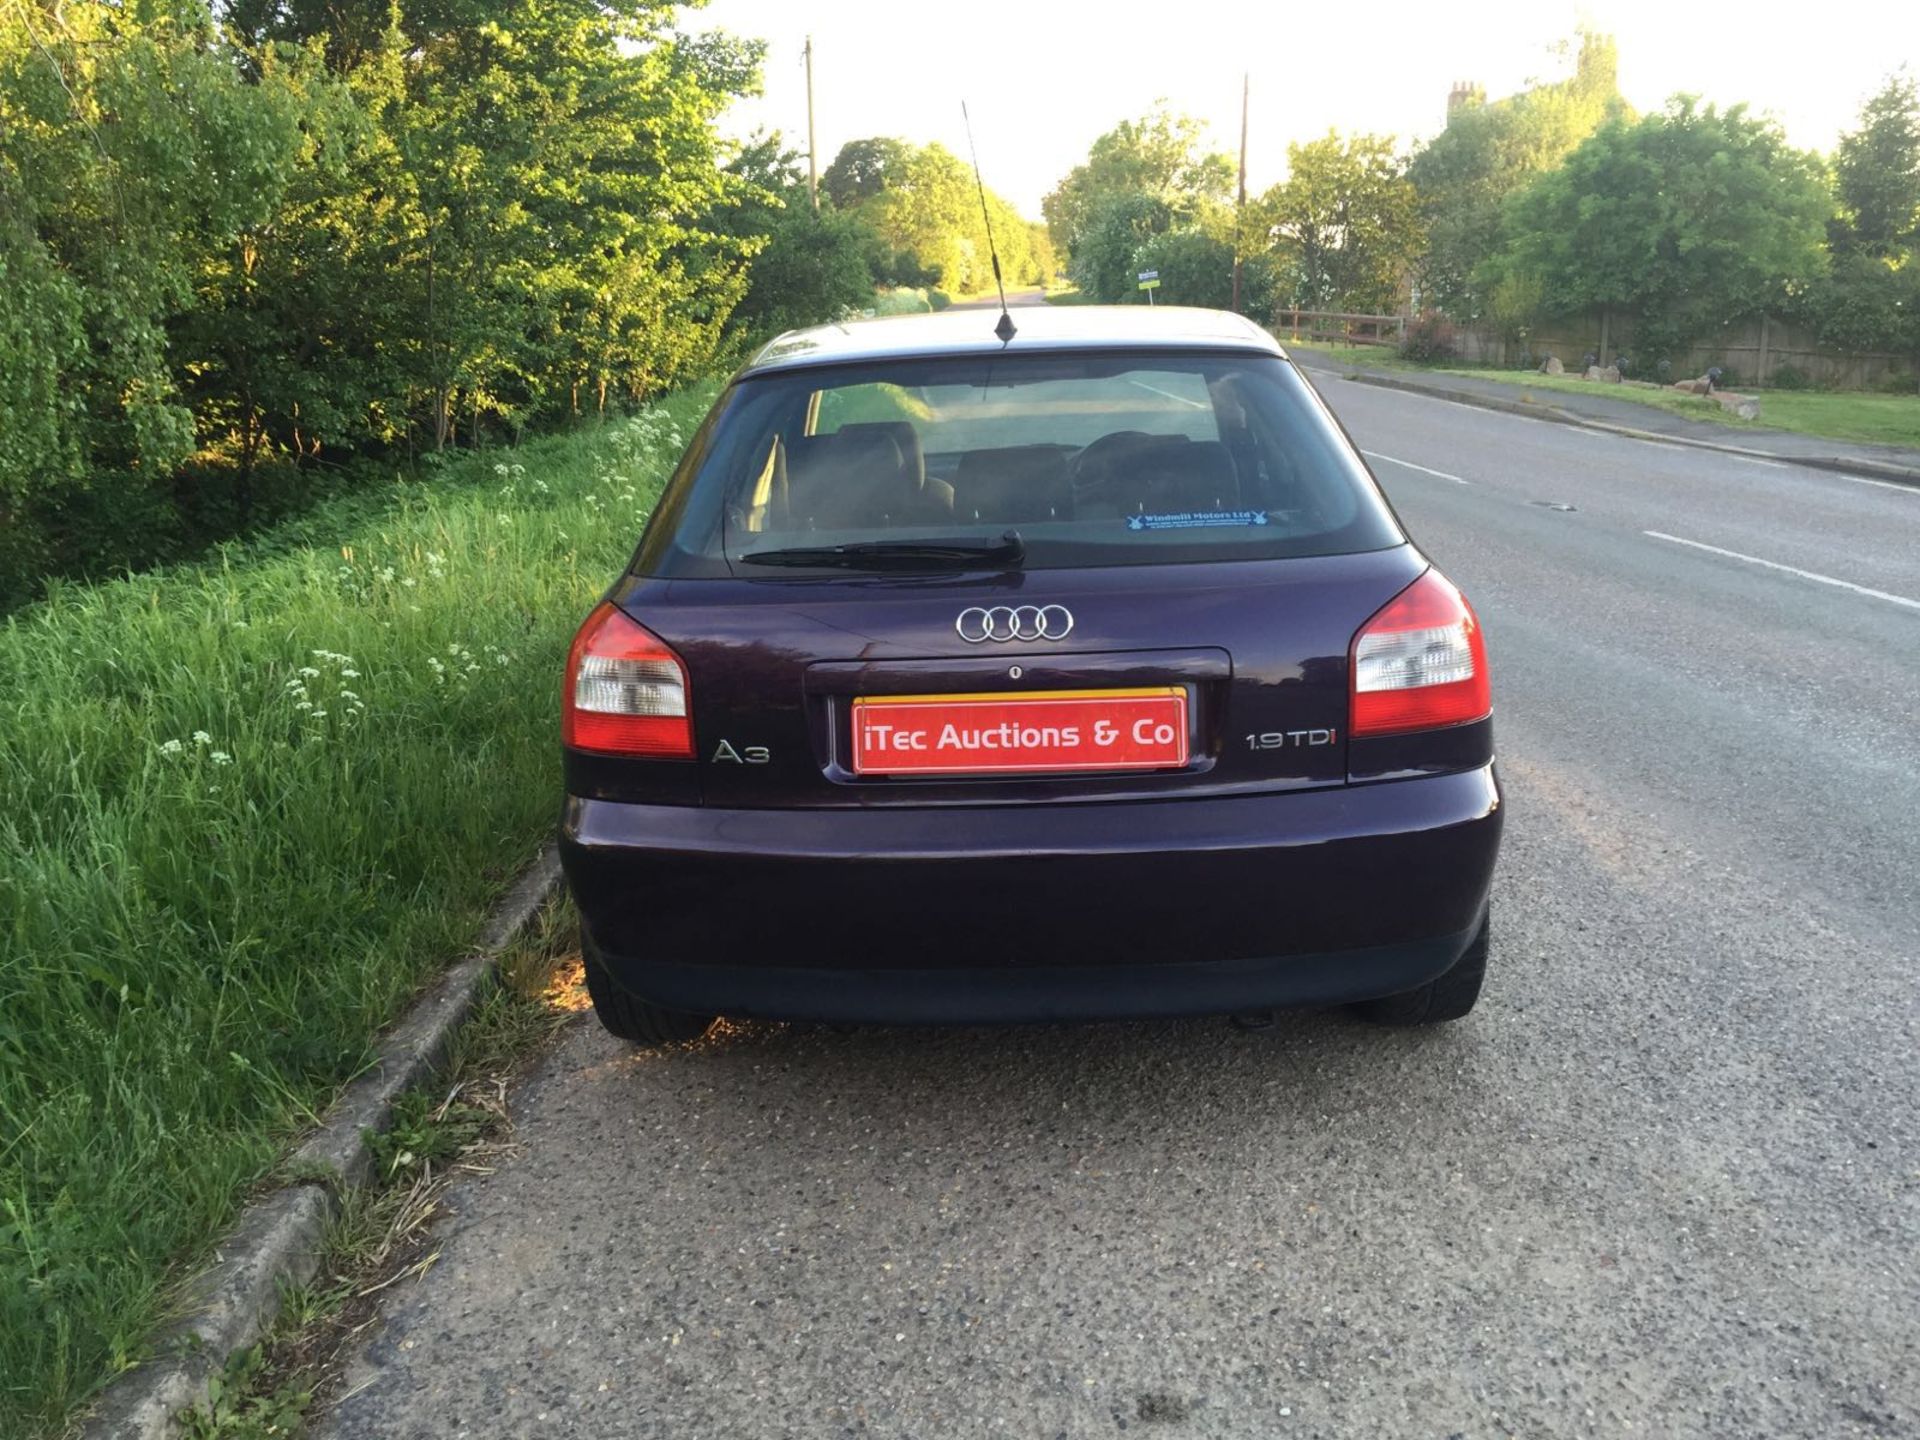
<box><xmin>588</xmin><ymin>917</ymin><xmax>1484</xmax><ymax>1026</ymax></box>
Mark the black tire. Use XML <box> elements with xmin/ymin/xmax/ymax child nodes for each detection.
<box><xmin>581</xmin><ymin>943</ymin><xmax>716</xmax><ymax>1046</ymax></box>
<box><xmin>1351</xmin><ymin>913</ymin><xmax>1489</xmax><ymax>1026</ymax></box>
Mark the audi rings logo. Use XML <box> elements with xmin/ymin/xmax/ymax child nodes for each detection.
<box><xmin>955</xmin><ymin>605</ymin><xmax>1075</xmax><ymax>644</ymax></box>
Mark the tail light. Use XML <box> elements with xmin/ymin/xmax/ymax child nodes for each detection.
<box><xmin>562</xmin><ymin>603</ymin><xmax>694</xmax><ymax>757</ymax></box>
<box><xmin>1350</xmin><ymin>568</ymin><xmax>1490</xmax><ymax>737</ymax></box>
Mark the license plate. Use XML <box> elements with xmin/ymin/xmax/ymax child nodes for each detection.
<box><xmin>851</xmin><ymin>688</ymin><xmax>1190</xmax><ymax>776</ymax></box>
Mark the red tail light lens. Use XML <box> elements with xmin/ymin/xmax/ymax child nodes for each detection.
<box><xmin>1350</xmin><ymin>569</ymin><xmax>1491</xmax><ymax>737</ymax></box>
<box><xmin>562</xmin><ymin>603</ymin><xmax>694</xmax><ymax>757</ymax></box>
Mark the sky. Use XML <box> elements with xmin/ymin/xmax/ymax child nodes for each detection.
<box><xmin>687</xmin><ymin>0</ymin><xmax>1920</xmax><ymax>217</ymax></box>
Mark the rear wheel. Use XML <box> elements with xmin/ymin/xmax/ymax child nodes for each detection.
<box><xmin>582</xmin><ymin>941</ymin><xmax>716</xmax><ymax>1046</ymax></box>
<box><xmin>1351</xmin><ymin>914</ymin><xmax>1489</xmax><ymax>1026</ymax></box>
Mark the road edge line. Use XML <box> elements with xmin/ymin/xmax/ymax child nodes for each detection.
<box><xmin>1332</xmin><ymin>371</ymin><xmax>1920</xmax><ymax>490</ymax></box>
<box><xmin>76</xmin><ymin>844</ymin><xmax>566</xmax><ymax>1440</ymax></box>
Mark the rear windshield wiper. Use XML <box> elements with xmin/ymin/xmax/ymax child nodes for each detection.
<box><xmin>740</xmin><ymin>532</ymin><xmax>1026</xmax><ymax>571</ymax></box>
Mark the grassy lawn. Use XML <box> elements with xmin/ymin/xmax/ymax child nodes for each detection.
<box><xmin>1284</xmin><ymin>339</ymin><xmax>1920</xmax><ymax>450</ymax></box>
<box><xmin>0</xmin><ymin>382</ymin><xmax>715</xmax><ymax>1437</ymax></box>
<box><xmin>1278</xmin><ymin>339</ymin><xmax>1411</xmax><ymax>369</ymax></box>
<box><xmin>1438</xmin><ymin>369</ymin><xmax>1920</xmax><ymax>448</ymax></box>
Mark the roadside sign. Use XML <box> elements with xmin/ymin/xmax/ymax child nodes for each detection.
<box><xmin>1137</xmin><ymin>269</ymin><xmax>1160</xmax><ymax>305</ymax></box>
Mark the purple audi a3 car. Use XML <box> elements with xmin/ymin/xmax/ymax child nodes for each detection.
<box><xmin>560</xmin><ymin>305</ymin><xmax>1501</xmax><ymax>1044</ymax></box>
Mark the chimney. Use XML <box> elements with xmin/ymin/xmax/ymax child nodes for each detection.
<box><xmin>1446</xmin><ymin>80</ymin><xmax>1485</xmax><ymax>117</ymax></box>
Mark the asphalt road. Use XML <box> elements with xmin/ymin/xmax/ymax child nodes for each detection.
<box><xmin>320</xmin><ymin>378</ymin><xmax>1920</xmax><ymax>1440</ymax></box>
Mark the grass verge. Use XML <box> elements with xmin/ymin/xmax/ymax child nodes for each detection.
<box><xmin>176</xmin><ymin>896</ymin><xmax>587</xmax><ymax>1439</ymax></box>
<box><xmin>1476</xmin><ymin>372</ymin><xmax>1920</xmax><ymax>449</ymax></box>
<box><xmin>1283</xmin><ymin>339</ymin><xmax>1920</xmax><ymax>449</ymax></box>
<box><xmin>0</xmin><ymin>383</ymin><xmax>714</xmax><ymax>1437</ymax></box>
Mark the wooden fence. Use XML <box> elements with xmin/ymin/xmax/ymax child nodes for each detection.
<box><xmin>1448</xmin><ymin>312</ymin><xmax>1910</xmax><ymax>391</ymax></box>
<box><xmin>1273</xmin><ymin>310</ymin><xmax>1407</xmax><ymax>348</ymax></box>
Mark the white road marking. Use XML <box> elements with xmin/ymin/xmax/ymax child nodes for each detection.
<box><xmin>1716</xmin><ymin>452</ymin><xmax>1916</xmax><ymax>490</ymax></box>
<box><xmin>1361</xmin><ymin>450</ymin><xmax>1469</xmax><ymax>484</ymax></box>
<box><xmin>1125</xmin><ymin>378</ymin><xmax>1210</xmax><ymax>410</ymax></box>
<box><xmin>1644</xmin><ymin>531</ymin><xmax>1920</xmax><ymax>612</ymax></box>
<box><xmin>1835</xmin><ymin>472</ymin><xmax>1919</xmax><ymax>494</ymax></box>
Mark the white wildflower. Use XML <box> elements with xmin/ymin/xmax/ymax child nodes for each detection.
<box><xmin>298</xmin><ymin>666</ymin><xmax>320</xmax><ymax>679</ymax></box>
<box><xmin>192</xmin><ymin>731</ymin><xmax>212</xmax><ymax>746</ymax></box>
<box><xmin>310</xmin><ymin>709</ymin><xmax>327</xmax><ymax>720</ymax></box>
<box><xmin>159</xmin><ymin>738</ymin><xmax>184</xmax><ymax>757</ymax></box>
<box><xmin>339</xmin><ymin>669</ymin><xmax>359</xmax><ymax>679</ymax></box>
<box><xmin>211</xmin><ymin>752</ymin><xmax>232</xmax><ymax>766</ymax></box>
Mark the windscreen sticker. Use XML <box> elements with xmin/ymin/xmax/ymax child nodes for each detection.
<box><xmin>1126</xmin><ymin>509</ymin><xmax>1271</xmax><ymax>531</ymax></box>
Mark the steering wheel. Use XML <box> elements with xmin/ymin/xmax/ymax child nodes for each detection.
<box><xmin>1068</xmin><ymin>430</ymin><xmax>1153</xmax><ymax>500</ymax></box>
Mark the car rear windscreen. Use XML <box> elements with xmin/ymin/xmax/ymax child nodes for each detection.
<box><xmin>638</xmin><ymin>351</ymin><xmax>1405</xmax><ymax>575</ymax></box>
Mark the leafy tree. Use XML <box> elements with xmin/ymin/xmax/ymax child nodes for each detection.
<box><xmin>175</xmin><ymin>42</ymin><xmax>395</xmax><ymax>512</ymax></box>
<box><xmin>1026</xmin><ymin>221</ymin><xmax>1059</xmax><ymax>285</ymax></box>
<box><xmin>1409</xmin><ymin>30</ymin><xmax>1626</xmax><ymax>316</ymax></box>
<box><xmin>1830</xmin><ymin>69</ymin><xmax>1920</xmax><ymax>258</ymax></box>
<box><xmin>832</xmin><ymin>139</ymin><xmax>1039</xmax><ymax>295</ymax></box>
<box><xmin>1069</xmin><ymin>191</ymin><xmax>1174</xmax><ymax>302</ymax></box>
<box><xmin>1495</xmin><ymin>99</ymin><xmax>1830</xmax><ymax>363</ymax></box>
<box><xmin>1042</xmin><ymin>106</ymin><xmax>1233</xmax><ymax>258</ymax></box>
<box><xmin>0</xmin><ymin>2</ymin><xmax>310</xmax><ymax>590</ymax></box>
<box><xmin>860</xmin><ymin>143</ymin><xmax>977</xmax><ymax>290</ymax></box>
<box><xmin>1128</xmin><ymin>227</ymin><xmax>1275</xmax><ymax>314</ymax></box>
<box><xmin>1790</xmin><ymin>255</ymin><xmax>1920</xmax><ymax>388</ymax></box>
<box><xmin>1256</xmin><ymin>132</ymin><xmax>1423</xmax><ymax>313</ymax></box>
<box><xmin>822</xmin><ymin>136</ymin><xmax>912</xmax><ymax>210</ymax></box>
<box><xmin>716</xmin><ymin>135</ymin><xmax>878</xmax><ymax>342</ymax></box>
<box><xmin>0</xmin><ymin>0</ymin><xmax>770</xmax><ymax>606</ymax></box>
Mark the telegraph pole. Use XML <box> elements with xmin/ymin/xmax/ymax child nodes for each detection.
<box><xmin>1231</xmin><ymin>72</ymin><xmax>1248</xmax><ymax>313</ymax></box>
<box><xmin>804</xmin><ymin>35</ymin><xmax>819</xmax><ymax>214</ymax></box>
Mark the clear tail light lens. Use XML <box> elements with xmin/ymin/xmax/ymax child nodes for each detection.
<box><xmin>562</xmin><ymin>603</ymin><xmax>694</xmax><ymax>757</ymax></box>
<box><xmin>1350</xmin><ymin>568</ymin><xmax>1491</xmax><ymax>737</ymax></box>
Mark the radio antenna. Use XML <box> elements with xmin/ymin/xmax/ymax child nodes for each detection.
<box><xmin>961</xmin><ymin>101</ymin><xmax>1016</xmax><ymax>343</ymax></box>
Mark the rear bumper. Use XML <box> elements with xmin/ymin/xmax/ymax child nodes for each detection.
<box><xmin>561</xmin><ymin>764</ymin><xmax>1502</xmax><ymax>1024</ymax></box>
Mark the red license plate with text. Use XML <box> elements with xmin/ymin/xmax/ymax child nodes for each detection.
<box><xmin>851</xmin><ymin>688</ymin><xmax>1190</xmax><ymax>776</ymax></box>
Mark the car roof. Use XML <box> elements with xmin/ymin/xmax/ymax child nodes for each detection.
<box><xmin>740</xmin><ymin>304</ymin><xmax>1287</xmax><ymax>377</ymax></box>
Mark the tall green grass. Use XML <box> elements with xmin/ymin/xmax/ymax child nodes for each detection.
<box><xmin>0</xmin><ymin>382</ymin><xmax>717</xmax><ymax>1436</ymax></box>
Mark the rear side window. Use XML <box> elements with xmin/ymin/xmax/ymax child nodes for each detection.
<box><xmin>638</xmin><ymin>352</ymin><xmax>1403</xmax><ymax>575</ymax></box>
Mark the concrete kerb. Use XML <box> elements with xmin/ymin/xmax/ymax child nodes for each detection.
<box><xmin>78</xmin><ymin>844</ymin><xmax>567</xmax><ymax>1440</ymax></box>
<box><xmin>1341</xmin><ymin>371</ymin><xmax>1920</xmax><ymax>490</ymax></box>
